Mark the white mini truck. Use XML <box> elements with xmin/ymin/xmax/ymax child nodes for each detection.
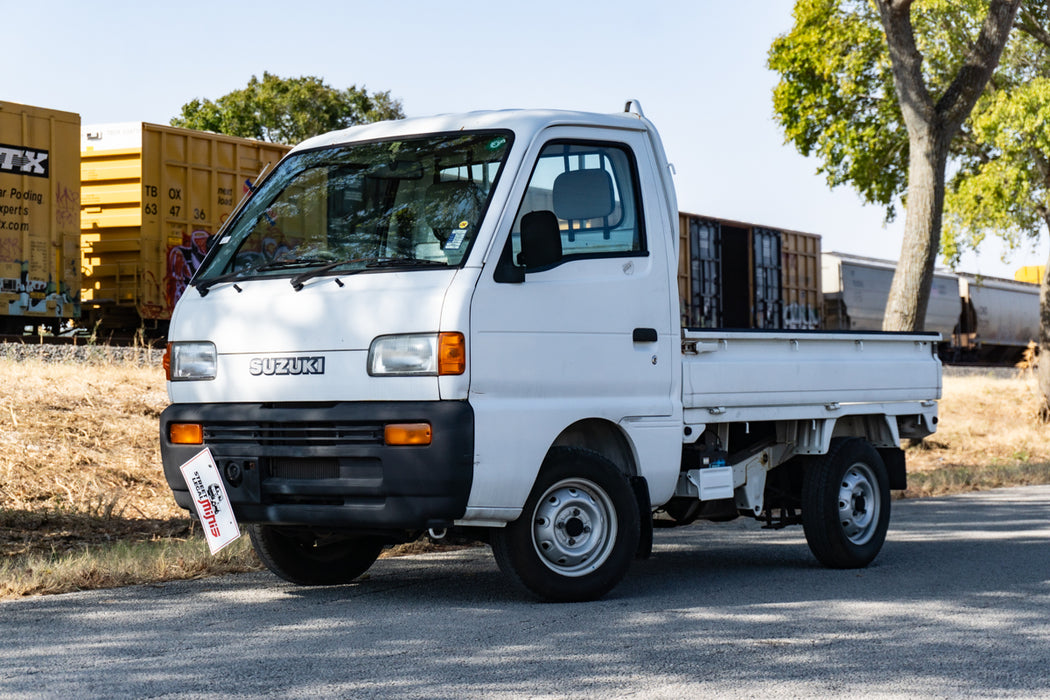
<box><xmin>160</xmin><ymin>104</ymin><xmax>941</xmax><ymax>602</ymax></box>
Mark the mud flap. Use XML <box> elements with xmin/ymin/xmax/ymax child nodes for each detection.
<box><xmin>630</xmin><ymin>476</ymin><xmax>653</xmax><ymax>559</ymax></box>
<box><xmin>878</xmin><ymin>447</ymin><xmax>907</xmax><ymax>490</ymax></box>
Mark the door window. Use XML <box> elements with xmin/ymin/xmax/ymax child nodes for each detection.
<box><xmin>507</xmin><ymin>141</ymin><xmax>646</xmax><ymax>271</ymax></box>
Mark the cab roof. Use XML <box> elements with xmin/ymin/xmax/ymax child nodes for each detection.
<box><xmin>292</xmin><ymin>108</ymin><xmax>651</xmax><ymax>153</ymax></box>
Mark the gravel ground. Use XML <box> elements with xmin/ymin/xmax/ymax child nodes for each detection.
<box><xmin>3</xmin><ymin>486</ymin><xmax>1049</xmax><ymax>699</ymax></box>
<box><xmin>1</xmin><ymin>341</ymin><xmax>1026</xmax><ymax>375</ymax></box>
<box><xmin>941</xmin><ymin>364</ymin><xmax>1028</xmax><ymax>379</ymax></box>
<box><xmin>0</xmin><ymin>341</ymin><xmax>164</xmax><ymax>366</ymax></box>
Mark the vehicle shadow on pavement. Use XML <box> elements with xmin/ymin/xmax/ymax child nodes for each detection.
<box><xmin>1</xmin><ymin>487</ymin><xmax>1048</xmax><ymax>698</ymax></box>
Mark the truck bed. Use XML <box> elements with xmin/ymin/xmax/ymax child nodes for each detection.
<box><xmin>682</xmin><ymin>329</ymin><xmax>942</xmax><ymax>424</ymax></box>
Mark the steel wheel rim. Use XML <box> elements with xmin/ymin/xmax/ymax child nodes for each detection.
<box><xmin>838</xmin><ymin>462</ymin><xmax>880</xmax><ymax>545</ymax></box>
<box><xmin>531</xmin><ymin>478</ymin><xmax>617</xmax><ymax>577</ymax></box>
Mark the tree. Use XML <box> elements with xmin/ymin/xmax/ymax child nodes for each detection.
<box><xmin>171</xmin><ymin>72</ymin><xmax>404</xmax><ymax>144</ymax></box>
<box><xmin>942</xmin><ymin>2</ymin><xmax>1050</xmax><ymax>416</ymax></box>
<box><xmin>769</xmin><ymin>0</ymin><xmax>1020</xmax><ymax>331</ymax></box>
<box><xmin>875</xmin><ymin>0</ymin><xmax>1019</xmax><ymax>331</ymax></box>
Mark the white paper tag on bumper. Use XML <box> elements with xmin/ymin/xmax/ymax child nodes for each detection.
<box><xmin>179</xmin><ymin>447</ymin><xmax>241</xmax><ymax>554</ymax></box>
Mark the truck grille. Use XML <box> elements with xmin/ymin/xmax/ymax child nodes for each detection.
<box><xmin>203</xmin><ymin>422</ymin><xmax>384</xmax><ymax>448</ymax></box>
<box><xmin>268</xmin><ymin>457</ymin><xmax>341</xmax><ymax>480</ymax></box>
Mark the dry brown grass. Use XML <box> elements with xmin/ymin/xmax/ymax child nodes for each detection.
<box><xmin>0</xmin><ymin>359</ymin><xmax>179</xmax><ymax>548</ymax></box>
<box><xmin>0</xmin><ymin>355</ymin><xmax>464</xmax><ymax>598</ymax></box>
<box><xmin>0</xmin><ymin>356</ymin><xmax>263</xmax><ymax>598</ymax></box>
<box><xmin>0</xmin><ymin>533</ymin><xmax>260</xmax><ymax>599</ymax></box>
<box><xmin>1</xmin><ymin>357</ymin><xmax>1048</xmax><ymax>599</ymax></box>
<box><xmin>903</xmin><ymin>369</ymin><xmax>1050</xmax><ymax>496</ymax></box>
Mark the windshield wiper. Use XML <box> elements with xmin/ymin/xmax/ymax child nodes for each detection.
<box><xmin>195</xmin><ymin>270</ymin><xmax>247</xmax><ymax>297</ymax></box>
<box><xmin>197</xmin><ymin>258</ymin><xmax>339</xmax><ymax>295</ymax></box>
<box><xmin>289</xmin><ymin>259</ymin><xmax>366</xmax><ymax>291</ymax></box>
<box><xmin>202</xmin><ymin>256</ymin><xmax>450</xmax><ymax>294</ymax></box>
<box><xmin>255</xmin><ymin>257</ymin><xmax>335</xmax><ymax>272</ymax></box>
<box><xmin>365</xmin><ymin>257</ymin><xmax>449</xmax><ymax>269</ymax></box>
<box><xmin>289</xmin><ymin>257</ymin><xmax>447</xmax><ymax>291</ymax></box>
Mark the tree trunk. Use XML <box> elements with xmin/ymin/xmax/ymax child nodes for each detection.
<box><xmin>875</xmin><ymin>0</ymin><xmax>1020</xmax><ymax>333</ymax></box>
<box><xmin>1039</xmin><ymin>249</ymin><xmax>1050</xmax><ymax>421</ymax></box>
<box><xmin>883</xmin><ymin>132</ymin><xmax>950</xmax><ymax>332</ymax></box>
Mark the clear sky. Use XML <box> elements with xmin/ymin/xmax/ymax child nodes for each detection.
<box><xmin>7</xmin><ymin>0</ymin><xmax>1045</xmax><ymax>278</ymax></box>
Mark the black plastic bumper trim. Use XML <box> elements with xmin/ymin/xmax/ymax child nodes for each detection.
<box><xmin>160</xmin><ymin>400</ymin><xmax>474</xmax><ymax>530</ymax></box>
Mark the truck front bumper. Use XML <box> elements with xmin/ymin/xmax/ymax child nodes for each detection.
<box><xmin>160</xmin><ymin>401</ymin><xmax>474</xmax><ymax>530</ymax></box>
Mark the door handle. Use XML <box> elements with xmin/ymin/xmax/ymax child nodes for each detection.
<box><xmin>632</xmin><ymin>328</ymin><xmax>658</xmax><ymax>343</ymax></box>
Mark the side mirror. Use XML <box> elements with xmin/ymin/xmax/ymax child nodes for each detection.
<box><xmin>518</xmin><ymin>210</ymin><xmax>562</xmax><ymax>269</ymax></box>
<box><xmin>493</xmin><ymin>210</ymin><xmax>564</xmax><ymax>284</ymax></box>
<box><xmin>493</xmin><ymin>243</ymin><xmax>525</xmax><ymax>284</ymax></box>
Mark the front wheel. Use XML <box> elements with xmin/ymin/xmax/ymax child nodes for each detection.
<box><xmin>491</xmin><ymin>447</ymin><xmax>640</xmax><ymax>602</ymax></box>
<box><xmin>801</xmin><ymin>438</ymin><xmax>891</xmax><ymax>569</ymax></box>
<box><xmin>248</xmin><ymin>525</ymin><xmax>384</xmax><ymax>585</ymax></box>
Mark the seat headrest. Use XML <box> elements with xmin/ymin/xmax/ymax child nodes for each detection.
<box><xmin>553</xmin><ymin>169</ymin><xmax>615</xmax><ymax>221</ymax></box>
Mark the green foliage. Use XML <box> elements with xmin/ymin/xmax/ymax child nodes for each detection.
<box><xmin>772</xmin><ymin>0</ymin><xmax>1050</xmax><ymax>268</ymax></box>
<box><xmin>943</xmin><ymin>14</ymin><xmax>1050</xmax><ymax>265</ymax></box>
<box><xmin>769</xmin><ymin>0</ymin><xmax>905</xmax><ymax>216</ymax></box>
<box><xmin>769</xmin><ymin>0</ymin><xmax>1008</xmax><ymax>222</ymax></box>
<box><xmin>171</xmin><ymin>72</ymin><xmax>405</xmax><ymax>145</ymax></box>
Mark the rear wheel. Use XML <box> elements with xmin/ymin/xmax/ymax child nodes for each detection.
<box><xmin>661</xmin><ymin>498</ymin><xmax>702</xmax><ymax>525</ymax></box>
<box><xmin>801</xmin><ymin>438</ymin><xmax>890</xmax><ymax>568</ymax></box>
<box><xmin>248</xmin><ymin>525</ymin><xmax>383</xmax><ymax>585</ymax></box>
<box><xmin>491</xmin><ymin>447</ymin><xmax>639</xmax><ymax>602</ymax></box>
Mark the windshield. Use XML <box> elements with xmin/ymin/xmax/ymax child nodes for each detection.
<box><xmin>194</xmin><ymin>131</ymin><xmax>513</xmax><ymax>285</ymax></box>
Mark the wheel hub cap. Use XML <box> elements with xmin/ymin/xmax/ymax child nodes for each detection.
<box><xmin>838</xmin><ymin>463</ymin><xmax>880</xmax><ymax>545</ymax></box>
<box><xmin>532</xmin><ymin>479</ymin><xmax>617</xmax><ymax>576</ymax></box>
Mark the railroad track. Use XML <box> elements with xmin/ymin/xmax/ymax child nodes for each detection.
<box><xmin>0</xmin><ymin>333</ymin><xmax>165</xmax><ymax>364</ymax></box>
<box><xmin>0</xmin><ymin>333</ymin><xmax>165</xmax><ymax>348</ymax></box>
<box><xmin>0</xmin><ymin>334</ymin><xmax>1027</xmax><ymax>370</ymax></box>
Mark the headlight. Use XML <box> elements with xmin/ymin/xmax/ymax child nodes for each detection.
<box><xmin>368</xmin><ymin>333</ymin><xmax>465</xmax><ymax>376</ymax></box>
<box><xmin>166</xmin><ymin>341</ymin><xmax>217</xmax><ymax>381</ymax></box>
<box><xmin>368</xmin><ymin>334</ymin><xmax>438</xmax><ymax>375</ymax></box>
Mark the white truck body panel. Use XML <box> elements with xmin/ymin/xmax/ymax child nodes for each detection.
<box><xmin>682</xmin><ymin>330</ymin><xmax>941</xmax><ymax>417</ymax></box>
<box><xmin>164</xmin><ymin>107</ymin><xmax>939</xmax><ymax>514</ymax></box>
<box><xmin>159</xmin><ymin>106</ymin><xmax>942</xmax><ymax>600</ymax></box>
<box><xmin>466</xmin><ymin>123</ymin><xmax>683</xmax><ymax>520</ymax></box>
<box><xmin>167</xmin><ymin>271</ymin><xmax>457</xmax><ymax>404</ymax></box>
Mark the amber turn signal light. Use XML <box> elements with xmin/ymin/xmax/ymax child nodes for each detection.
<box><xmin>438</xmin><ymin>332</ymin><xmax>465</xmax><ymax>375</ymax></box>
<box><xmin>384</xmin><ymin>423</ymin><xmax>432</xmax><ymax>446</ymax></box>
<box><xmin>162</xmin><ymin>343</ymin><xmax>171</xmax><ymax>380</ymax></box>
<box><xmin>169</xmin><ymin>423</ymin><xmax>204</xmax><ymax>445</ymax></box>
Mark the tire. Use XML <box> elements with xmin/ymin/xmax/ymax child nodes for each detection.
<box><xmin>661</xmin><ymin>498</ymin><xmax>702</xmax><ymax>526</ymax></box>
<box><xmin>491</xmin><ymin>447</ymin><xmax>640</xmax><ymax>602</ymax></box>
<box><xmin>801</xmin><ymin>438</ymin><xmax>891</xmax><ymax>569</ymax></box>
<box><xmin>248</xmin><ymin>525</ymin><xmax>384</xmax><ymax>585</ymax></box>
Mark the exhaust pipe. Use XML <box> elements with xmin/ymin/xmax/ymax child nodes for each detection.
<box><xmin>427</xmin><ymin>527</ymin><xmax>447</xmax><ymax>541</ymax></box>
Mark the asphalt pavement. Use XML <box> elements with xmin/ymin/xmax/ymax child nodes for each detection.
<box><xmin>2</xmin><ymin>485</ymin><xmax>1049</xmax><ymax>698</ymax></box>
